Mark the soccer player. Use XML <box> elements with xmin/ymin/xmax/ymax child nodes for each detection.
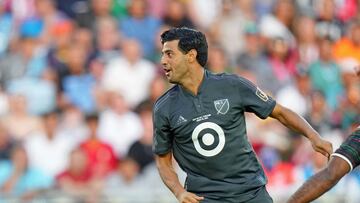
<box><xmin>153</xmin><ymin>27</ymin><xmax>333</xmax><ymax>203</ymax></box>
<box><xmin>288</xmin><ymin>68</ymin><xmax>360</xmax><ymax>203</ymax></box>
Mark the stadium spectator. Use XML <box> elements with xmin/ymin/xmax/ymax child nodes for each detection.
<box><xmin>79</xmin><ymin>114</ymin><xmax>117</xmax><ymax>178</ymax></box>
<box><xmin>56</xmin><ymin>148</ymin><xmax>101</xmax><ymax>203</ymax></box>
<box><xmin>163</xmin><ymin>0</ymin><xmax>194</xmax><ymax>29</ymax></box>
<box><xmin>1</xmin><ymin>94</ymin><xmax>43</xmax><ymax>141</ymax></box>
<box><xmin>294</xmin><ymin>16</ymin><xmax>319</xmax><ymax>67</ymax></box>
<box><xmin>24</xmin><ymin>111</ymin><xmax>75</xmax><ymax>178</ymax></box>
<box><xmin>101</xmin><ymin>39</ymin><xmax>157</xmax><ymax>108</ymax></box>
<box><xmin>209</xmin><ymin>0</ymin><xmax>248</xmax><ymax>63</ymax></box>
<box><xmin>314</xmin><ymin>0</ymin><xmax>344</xmax><ymax>41</ymax></box>
<box><xmin>308</xmin><ymin>37</ymin><xmax>343</xmax><ymax>110</ymax></box>
<box><xmin>119</xmin><ymin>0</ymin><xmax>162</xmax><ymax>59</ymax></box>
<box><xmin>0</xmin><ymin>145</ymin><xmax>53</xmax><ymax>200</ymax></box>
<box><xmin>97</xmin><ymin>92</ymin><xmax>142</xmax><ymax>157</ymax></box>
<box><xmin>235</xmin><ymin>22</ymin><xmax>273</xmax><ymax>91</ymax></box>
<box><xmin>60</xmin><ymin>43</ymin><xmax>97</xmax><ymax>114</ymax></box>
<box><xmin>33</xmin><ymin>0</ymin><xmax>67</xmax><ymax>46</ymax></box>
<box><xmin>333</xmin><ymin>20</ymin><xmax>360</xmax><ymax>63</ymax></box>
<box><xmin>187</xmin><ymin>0</ymin><xmax>221</xmax><ymax>30</ymax></box>
<box><xmin>304</xmin><ymin>91</ymin><xmax>334</xmax><ymax>134</ymax></box>
<box><xmin>259</xmin><ymin>0</ymin><xmax>296</xmax><ymax>48</ymax></box>
<box><xmin>127</xmin><ymin>101</ymin><xmax>154</xmax><ymax>172</ymax></box>
<box><xmin>0</xmin><ymin>18</ymin><xmax>47</xmax><ymax>87</ymax></box>
<box><xmin>91</xmin><ymin>17</ymin><xmax>121</xmax><ymax>64</ymax></box>
<box><xmin>75</xmin><ymin>0</ymin><xmax>114</xmax><ymax>31</ymax></box>
<box><xmin>264</xmin><ymin>37</ymin><xmax>298</xmax><ymax>94</ymax></box>
<box><xmin>206</xmin><ymin>45</ymin><xmax>232</xmax><ymax>73</ymax></box>
<box><xmin>276</xmin><ymin>69</ymin><xmax>312</xmax><ymax>117</ymax></box>
<box><xmin>56</xmin><ymin>105</ymin><xmax>88</xmax><ymax>143</ymax></box>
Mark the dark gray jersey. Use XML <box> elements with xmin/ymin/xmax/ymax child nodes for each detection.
<box><xmin>153</xmin><ymin>70</ymin><xmax>276</xmax><ymax>202</ymax></box>
<box><xmin>332</xmin><ymin>126</ymin><xmax>360</xmax><ymax>171</ymax></box>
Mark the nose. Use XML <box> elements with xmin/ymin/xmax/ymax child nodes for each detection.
<box><xmin>161</xmin><ymin>54</ymin><xmax>168</xmax><ymax>67</ymax></box>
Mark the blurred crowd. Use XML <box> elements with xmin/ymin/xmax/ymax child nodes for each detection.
<box><xmin>0</xmin><ymin>0</ymin><xmax>359</xmax><ymax>202</ymax></box>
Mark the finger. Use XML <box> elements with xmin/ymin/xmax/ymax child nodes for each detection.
<box><xmin>189</xmin><ymin>194</ymin><xmax>204</xmax><ymax>201</ymax></box>
<box><xmin>183</xmin><ymin>195</ymin><xmax>199</xmax><ymax>203</ymax></box>
<box><xmin>194</xmin><ymin>195</ymin><xmax>204</xmax><ymax>200</ymax></box>
<box><xmin>186</xmin><ymin>197</ymin><xmax>200</xmax><ymax>203</ymax></box>
<box><xmin>317</xmin><ymin>148</ymin><xmax>330</xmax><ymax>159</ymax></box>
<box><xmin>324</xmin><ymin>150</ymin><xmax>330</xmax><ymax>160</ymax></box>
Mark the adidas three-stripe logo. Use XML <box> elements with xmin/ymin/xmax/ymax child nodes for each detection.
<box><xmin>176</xmin><ymin>116</ymin><xmax>187</xmax><ymax>125</ymax></box>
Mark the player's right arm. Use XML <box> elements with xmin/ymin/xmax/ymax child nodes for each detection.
<box><xmin>288</xmin><ymin>127</ymin><xmax>360</xmax><ymax>203</ymax></box>
<box><xmin>287</xmin><ymin>156</ymin><xmax>350</xmax><ymax>203</ymax></box>
<box><xmin>155</xmin><ymin>153</ymin><xmax>204</xmax><ymax>203</ymax></box>
<box><xmin>153</xmin><ymin>97</ymin><xmax>204</xmax><ymax>203</ymax></box>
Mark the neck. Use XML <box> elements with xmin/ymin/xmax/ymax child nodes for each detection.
<box><xmin>180</xmin><ymin>65</ymin><xmax>204</xmax><ymax>95</ymax></box>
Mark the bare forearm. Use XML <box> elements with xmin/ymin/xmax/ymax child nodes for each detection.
<box><xmin>270</xmin><ymin>104</ymin><xmax>332</xmax><ymax>157</ymax></box>
<box><xmin>288</xmin><ymin>169</ymin><xmax>338</xmax><ymax>203</ymax></box>
<box><xmin>157</xmin><ymin>163</ymin><xmax>185</xmax><ymax>198</ymax></box>
<box><xmin>288</xmin><ymin>158</ymin><xmax>349</xmax><ymax>203</ymax></box>
<box><xmin>155</xmin><ymin>154</ymin><xmax>185</xmax><ymax>198</ymax></box>
<box><xmin>272</xmin><ymin>106</ymin><xmax>318</xmax><ymax>140</ymax></box>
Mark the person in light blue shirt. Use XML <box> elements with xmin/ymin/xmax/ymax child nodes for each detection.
<box><xmin>61</xmin><ymin>43</ymin><xmax>97</xmax><ymax>114</ymax></box>
<box><xmin>62</xmin><ymin>73</ymin><xmax>96</xmax><ymax>114</ymax></box>
<box><xmin>7</xmin><ymin>76</ymin><xmax>57</xmax><ymax>115</ymax></box>
<box><xmin>0</xmin><ymin>2</ymin><xmax>13</xmax><ymax>56</ymax></box>
<box><xmin>120</xmin><ymin>0</ymin><xmax>162</xmax><ymax>59</ymax></box>
<box><xmin>0</xmin><ymin>145</ymin><xmax>53</xmax><ymax>198</ymax></box>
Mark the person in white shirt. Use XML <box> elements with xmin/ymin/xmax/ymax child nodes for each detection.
<box><xmin>102</xmin><ymin>39</ymin><xmax>157</xmax><ymax>109</ymax></box>
<box><xmin>24</xmin><ymin>111</ymin><xmax>78</xmax><ymax>177</ymax></box>
<box><xmin>98</xmin><ymin>92</ymin><xmax>142</xmax><ymax>157</ymax></box>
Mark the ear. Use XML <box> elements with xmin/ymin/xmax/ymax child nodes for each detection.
<box><xmin>187</xmin><ymin>49</ymin><xmax>197</xmax><ymax>63</ymax></box>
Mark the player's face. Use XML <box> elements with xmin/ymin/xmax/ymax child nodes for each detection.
<box><xmin>161</xmin><ymin>40</ymin><xmax>189</xmax><ymax>84</ymax></box>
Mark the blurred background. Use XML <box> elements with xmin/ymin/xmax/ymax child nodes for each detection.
<box><xmin>0</xmin><ymin>0</ymin><xmax>359</xmax><ymax>202</ymax></box>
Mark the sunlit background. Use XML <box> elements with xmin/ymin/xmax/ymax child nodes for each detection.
<box><xmin>0</xmin><ymin>0</ymin><xmax>359</xmax><ymax>202</ymax></box>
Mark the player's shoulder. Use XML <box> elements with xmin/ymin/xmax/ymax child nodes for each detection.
<box><xmin>353</xmin><ymin>125</ymin><xmax>360</xmax><ymax>135</ymax></box>
<box><xmin>207</xmin><ymin>71</ymin><xmax>254</xmax><ymax>88</ymax></box>
<box><xmin>153</xmin><ymin>85</ymin><xmax>180</xmax><ymax>113</ymax></box>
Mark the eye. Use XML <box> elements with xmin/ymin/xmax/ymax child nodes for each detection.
<box><xmin>167</xmin><ymin>52</ymin><xmax>173</xmax><ymax>58</ymax></box>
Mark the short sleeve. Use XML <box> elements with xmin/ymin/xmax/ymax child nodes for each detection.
<box><xmin>236</xmin><ymin>77</ymin><xmax>276</xmax><ymax>119</ymax></box>
<box><xmin>332</xmin><ymin>129</ymin><xmax>360</xmax><ymax>171</ymax></box>
<box><xmin>152</xmin><ymin>109</ymin><xmax>173</xmax><ymax>155</ymax></box>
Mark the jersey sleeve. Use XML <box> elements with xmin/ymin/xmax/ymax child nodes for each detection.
<box><xmin>331</xmin><ymin>128</ymin><xmax>360</xmax><ymax>171</ymax></box>
<box><xmin>152</xmin><ymin>108</ymin><xmax>173</xmax><ymax>155</ymax></box>
<box><xmin>235</xmin><ymin>76</ymin><xmax>276</xmax><ymax>119</ymax></box>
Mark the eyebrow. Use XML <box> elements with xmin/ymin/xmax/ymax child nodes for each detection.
<box><xmin>161</xmin><ymin>49</ymin><xmax>174</xmax><ymax>54</ymax></box>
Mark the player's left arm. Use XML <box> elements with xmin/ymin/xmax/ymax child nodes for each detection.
<box><xmin>270</xmin><ymin>103</ymin><xmax>333</xmax><ymax>158</ymax></box>
<box><xmin>287</xmin><ymin>156</ymin><xmax>350</xmax><ymax>203</ymax></box>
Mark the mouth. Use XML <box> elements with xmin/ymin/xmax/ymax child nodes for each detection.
<box><xmin>163</xmin><ymin>68</ymin><xmax>171</xmax><ymax>77</ymax></box>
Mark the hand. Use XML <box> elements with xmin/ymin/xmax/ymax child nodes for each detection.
<box><xmin>177</xmin><ymin>191</ymin><xmax>204</xmax><ymax>203</ymax></box>
<box><xmin>311</xmin><ymin>137</ymin><xmax>333</xmax><ymax>160</ymax></box>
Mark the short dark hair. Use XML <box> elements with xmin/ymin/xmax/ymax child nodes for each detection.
<box><xmin>160</xmin><ymin>27</ymin><xmax>208</xmax><ymax>67</ymax></box>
